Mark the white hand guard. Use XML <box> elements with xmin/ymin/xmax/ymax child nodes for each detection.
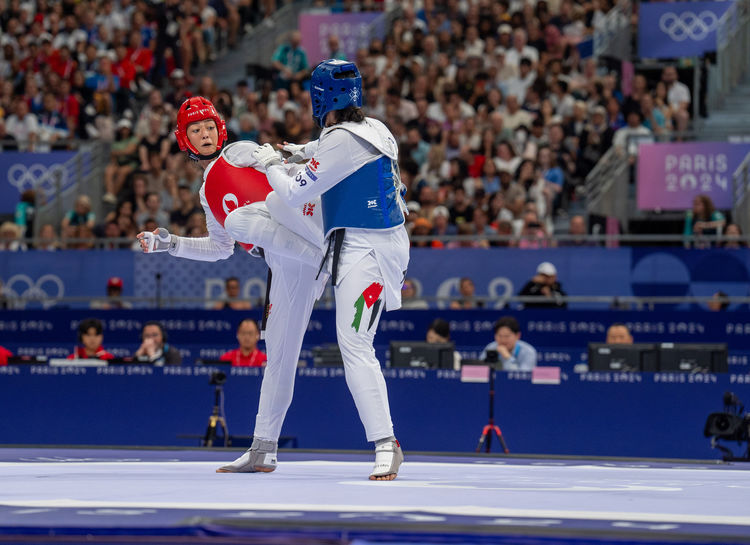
<box><xmin>140</xmin><ymin>227</ymin><xmax>177</xmax><ymax>253</ymax></box>
<box><xmin>281</xmin><ymin>142</ymin><xmax>307</xmax><ymax>164</ymax></box>
<box><xmin>253</xmin><ymin>143</ymin><xmax>283</xmax><ymax>169</ymax></box>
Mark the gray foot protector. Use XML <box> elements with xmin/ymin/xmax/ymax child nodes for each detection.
<box><xmin>216</xmin><ymin>438</ymin><xmax>278</xmax><ymax>473</ymax></box>
<box><xmin>369</xmin><ymin>439</ymin><xmax>404</xmax><ymax>479</ymax></box>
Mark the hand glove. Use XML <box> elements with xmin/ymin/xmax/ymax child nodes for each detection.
<box><xmin>253</xmin><ymin>143</ymin><xmax>282</xmax><ymax>169</ymax></box>
<box><xmin>137</xmin><ymin>227</ymin><xmax>177</xmax><ymax>253</ymax></box>
<box><xmin>280</xmin><ymin>142</ymin><xmax>307</xmax><ymax>164</ymax></box>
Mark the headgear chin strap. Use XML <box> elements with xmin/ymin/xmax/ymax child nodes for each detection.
<box><xmin>175</xmin><ymin>96</ymin><xmax>228</xmax><ymax>159</ymax></box>
<box><xmin>310</xmin><ymin>59</ymin><xmax>363</xmax><ymax>128</ymax></box>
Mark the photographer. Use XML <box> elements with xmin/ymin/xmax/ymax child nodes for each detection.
<box><xmin>479</xmin><ymin>316</ymin><xmax>537</xmax><ymax>371</ymax></box>
<box><xmin>518</xmin><ymin>261</ymin><xmax>567</xmax><ymax>309</ymax></box>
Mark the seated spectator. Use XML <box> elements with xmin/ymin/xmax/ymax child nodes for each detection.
<box><xmin>213</xmin><ymin>277</ymin><xmax>252</xmax><ymax>310</ymax></box>
<box><xmin>518</xmin><ymin>262</ymin><xmax>567</xmax><ymax>308</ymax></box>
<box><xmin>103</xmin><ymin>119</ymin><xmax>140</xmax><ymax>204</ymax></box>
<box><xmin>0</xmin><ymin>345</ymin><xmax>11</xmax><ymax>365</ymax></box>
<box><xmin>605</xmin><ymin>323</ymin><xmax>633</xmax><ymax>344</ymax></box>
<box><xmin>36</xmin><ymin>223</ymin><xmax>60</xmax><ymax>251</ymax></box>
<box><xmin>480</xmin><ymin>316</ymin><xmax>537</xmax><ymax>371</ymax></box>
<box><xmin>559</xmin><ymin>214</ymin><xmax>596</xmax><ymax>247</ymax></box>
<box><xmin>61</xmin><ymin>195</ymin><xmax>96</xmax><ymax>239</ymax></box>
<box><xmin>68</xmin><ymin>318</ymin><xmax>115</xmax><ymax>360</ymax></box>
<box><xmin>0</xmin><ymin>222</ymin><xmax>27</xmax><ymax>251</ymax></box>
<box><xmin>450</xmin><ymin>277</ymin><xmax>484</xmax><ymax>309</ymax></box>
<box><xmin>612</xmin><ymin>109</ymin><xmax>652</xmax><ymax>160</ymax></box>
<box><xmin>271</xmin><ymin>30</ymin><xmax>309</xmax><ymax>90</ymax></box>
<box><xmin>220</xmin><ymin>318</ymin><xmax>267</xmax><ymax>367</ymax></box>
<box><xmin>134</xmin><ymin>321</ymin><xmax>182</xmax><ymax>365</ymax></box>
<box><xmin>170</xmin><ymin>183</ymin><xmax>202</xmax><ymax>234</ymax></box>
<box><xmin>662</xmin><ymin>66</ymin><xmax>691</xmax><ymax>135</ymax></box>
<box><xmin>90</xmin><ymin>276</ymin><xmax>133</xmax><ymax>309</ymax></box>
<box><xmin>5</xmin><ymin>99</ymin><xmax>38</xmax><ymax>151</ymax></box>
<box><xmin>722</xmin><ymin>224</ymin><xmax>746</xmax><ymax>249</ymax></box>
<box><xmin>425</xmin><ymin>318</ymin><xmax>461</xmax><ymax>371</ymax></box>
<box><xmin>136</xmin><ymin>192</ymin><xmax>169</xmax><ymax>229</ymax></box>
<box><xmin>684</xmin><ymin>194</ymin><xmax>725</xmax><ymax>247</ymax></box>
<box><xmin>401</xmin><ymin>278</ymin><xmax>429</xmax><ymax>309</ymax></box>
<box><xmin>0</xmin><ymin>118</ymin><xmax>19</xmax><ymax>151</ymax></box>
<box><xmin>708</xmin><ymin>291</ymin><xmax>730</xmax><ymax>312</ymax></box>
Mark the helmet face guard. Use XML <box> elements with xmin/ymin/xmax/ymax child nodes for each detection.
<box><xmin>175</xmin><ymin>96</ymin><xmax>228</xmax><ymax>160</ymax></box>
<box><xmin>310</xmin><ymin>59</ymin><xmax>363</xmax><ymax>128</ymax></box>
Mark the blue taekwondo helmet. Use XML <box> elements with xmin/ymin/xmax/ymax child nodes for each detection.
<box><xmin>311</xmin><ymin>59</ymin><xmax>362</xmax><ymax>128</ymax></box>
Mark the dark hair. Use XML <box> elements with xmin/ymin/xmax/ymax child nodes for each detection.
<box><xmin>331</xmin><ymin>106</ymin><xmax>365</xmax><ymax>125</ymax></box>
<box><xmin>609</xmin><ymin>322</ymin><xmax>630</xmax><ymax>331</ymax></box>
<box><xmin>238</xmin><ymin>318</ymin><xmax>260</xmax><ymax>332</ymax></box>
<box><xmin>142</xmin><ymin>320</ymin><xmax>167</xmax><ymax>342</ymax></box>
<box><xmin>226</xmin><ymin>276</ymin><xmax>240</xmax><ymax>285</ymax></box>
<box><xmin>493</xmin><ymin>316</ymin><xmax>520</xmax><ymax>334</ymax></box>
<box><xmin>712</xmin><ymin>291</ymin><xmax>730</xmax><ymax>310</ymax></box>
<box><xmin>78</xmin><ymin>318</ymin><xmax>104</xmax><ymax>343</ymax></box>
<box><xmin>428</xmin><ymin>318</ymin><xmax>451</xmax><ymax>340</ymax></box>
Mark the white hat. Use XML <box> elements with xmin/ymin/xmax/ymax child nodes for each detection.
<box><xmin>406</xmin><ymin>201</ymin><xmax>421</xmax><ymax>213</ymax></box>
<box><xmin>498</xmin><ymin>24</ymin><xmax>513</xmax><ymax>35</ymax></box>
<box><xmin>537</xmin><ymin>262</ymin><xmax>557</xmax><ymax>276</ymax></box>
<box><xmin>432</xmin><ymin>205</ymin><xmax>449</xmax><ymax>219</ymax></box>
<box><xmin>170</xmin><ymin>68</ymin><xmax>185</xmax><ymax>79</ymax></box>
<box><xmin>116</xmin><ymin>118</ymin><xmax>132</xmax><ymax>130</ymax></box>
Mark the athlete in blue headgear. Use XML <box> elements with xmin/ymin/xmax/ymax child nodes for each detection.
<box><xmin>254</xmin><ymin>59</ymin><xmax>409</xmax><ymax>480</ymax></box>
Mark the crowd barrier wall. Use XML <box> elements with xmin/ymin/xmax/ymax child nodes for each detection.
<box><xmin>0</xmin><ymin>364</ymin><xmax>747</xmax><ymax>460</ymax></box>
<box><xmin>2</xmin><ymin>247</ymin><xmax>750</xmax><ymax>310</ymax></box>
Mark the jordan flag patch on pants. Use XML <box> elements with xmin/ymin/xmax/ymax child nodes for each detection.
<box><xmin>352</xmin><ymin>282</ymin><xmax>383</xmax><ymax>332</ymax></box>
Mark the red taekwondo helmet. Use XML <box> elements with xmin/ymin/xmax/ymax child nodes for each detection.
<box><xmin>175</xmin><ymin>96</ymin><xmax>228</xmax><ymax>160</ymax></box>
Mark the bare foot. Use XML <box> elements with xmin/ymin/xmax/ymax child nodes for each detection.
<box><xmin>369</xmin><ymin>473</ymin><xmax>397</xmax><ymax>481</ymax></box>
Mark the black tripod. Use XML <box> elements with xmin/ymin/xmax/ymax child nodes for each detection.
<box><xmin>203</xmin><ymin>376</ymin><xmax>229</xmax><ymax>447</ymax></box>
<box><xmin>476</xmin><ymin>361</ymin><xmax>509</xmax><ymax>454</ymax></box>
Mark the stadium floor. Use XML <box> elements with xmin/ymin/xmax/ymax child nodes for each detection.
<box><xmin>1</xmin><ymin>447</ymin><xmax>749</xmax><ymax>545</ymax></box>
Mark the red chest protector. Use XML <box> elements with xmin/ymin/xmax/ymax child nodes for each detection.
<box><xmin>204</xmin><ymin>155</ymin><xmax>273</xmax><ymax>252</ymax></box>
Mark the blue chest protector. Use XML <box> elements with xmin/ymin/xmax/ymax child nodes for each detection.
<box><xmin>321</xmin><ymin>156</ymin><xmax>405</xmax><ymax>236</ymax></box>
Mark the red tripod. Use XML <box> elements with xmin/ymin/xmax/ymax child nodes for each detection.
<box><xmin>475</xmin><ymin>363</ymin><xmax>509</xmax><ymax>453</ymax></box>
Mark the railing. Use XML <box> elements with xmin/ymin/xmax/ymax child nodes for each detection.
<box><xmin>32</xmin><ymin>141</ymin><xmax>109</xmax><ymax>237</ymax></box>
<box><xmin>593</xmin><ymin>0</ymin><xmax>631</xmax><ymax>60</ymax></box>
<box><xmin>2</xmin><ymin>292</ymin><xmax>749</xmax><ymax>311</ymax></box>
<box><xmin>584</xmin><ymin>145</ymin><xmax>630</xmax><ymax>232</ymax></box>
<box><xmin>733</xmin><ymin>152</ymin><xmax>750</xmax><ymax>235</ymax></box>
<box><xmin>8</xmin><ymin>233</ymin><xmax>750</xmax><ymax>251</ymax></box>
<box><xmin>708</xmin><ymin>0</ymin><xmax>750</xmax><ymax>110</ymax></box>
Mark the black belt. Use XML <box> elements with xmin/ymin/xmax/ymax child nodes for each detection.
<box><xmin>316</xmin><ymin>229</ymin><xmax>345</xmax><ymax>286</ymax></box>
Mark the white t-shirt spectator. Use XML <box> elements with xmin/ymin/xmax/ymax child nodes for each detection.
<box><xmin>5</xmin><ymin>113</ymin><xmax>39</xmax><ymax>150</ymax></box>
<box><xmin>668</xmin><ymin>81</ymin><xmax>691</xmax><ymax>109</ymax></box>
<box><xmin>505</xmin><ymin>46</ymin><xmax>539</xmax><ymax>69</ymax></box>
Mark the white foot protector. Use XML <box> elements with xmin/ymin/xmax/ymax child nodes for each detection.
<box><xmin>216</xmin><ymin>438</ymin><xmax>278</xmax><ymax>473</ymax></box>
<box><xmin>369</xmin><ymin>439</ymin><xmax>404</xmax><ymax>480</ymax></box>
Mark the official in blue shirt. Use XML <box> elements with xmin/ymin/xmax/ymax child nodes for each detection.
<box><xmin>480</xmin><ymin>316</ymin><xmax>537</xmax><ymax>371</ymax></box>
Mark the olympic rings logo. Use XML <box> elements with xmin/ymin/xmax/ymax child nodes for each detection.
<box><xmin>659</xmin><ymin>11</ymin><xmax>719</xmax><ymax>41</ymax></box>
<box><xmin>2</xmin><ymin>274</ymin><xmax>65</xmax><ymax>309</ymax></box>
<box><xmin>7</xmin><ymin>163</ymin><xmax>68</xmax><ymax>198</ymax></box>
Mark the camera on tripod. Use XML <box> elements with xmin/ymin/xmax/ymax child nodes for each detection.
<box><xmin>209</xmin><ymin>371</ymin><xmax>226</xmax><ymax>386</ymax></box>
<box><xmin>704</xmin><ymin>391</ymin><xmax>750</xmax><ymax>461</ymax></box>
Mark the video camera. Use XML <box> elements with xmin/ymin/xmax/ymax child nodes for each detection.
<box><xmin>704</xmin><ymin>391</ymin><xmax>750</xmax><ymax>461</ymax></box>
<box><xmin>209</xmin><ymin>371</ymin><xmax>227</xmax><ymax>386</ymax></box>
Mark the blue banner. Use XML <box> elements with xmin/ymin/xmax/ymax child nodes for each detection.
<box><xmin>0</xmin><ymin>152</ymin><xmax>79</xmax><ymax>213</ymax></box>
<box><xmin>2</xmin><ymin>247</ymin><xmax>750</xmax><ymax>311</ymax></box>
<box><xmin>638</xmin><ymin>1</ymin><xmax>731</xmax><ymax>59</ymax></box>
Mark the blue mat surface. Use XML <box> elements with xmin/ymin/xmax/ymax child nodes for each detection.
<box><xmin>1</xmin><ymin>447</ymin><xmax>749</xmax><ymax>544</ymax></box>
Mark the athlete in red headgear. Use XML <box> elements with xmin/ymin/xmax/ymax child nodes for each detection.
<box><xmin>137</xmin><ymin>96</ymin><xmax>327</xmax><ymax>474</ymax></box>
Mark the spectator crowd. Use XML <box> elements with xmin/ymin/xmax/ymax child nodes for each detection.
<box><xmin>0</xmin><ymin>0</ymin><xmax>735</xmax><ymax>254</ymax></box>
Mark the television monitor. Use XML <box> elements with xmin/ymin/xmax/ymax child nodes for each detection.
<box><xmin>389</xmin><ymin>341</ymin><xmax>455</xmax><ymax>370</ymax></box>
<box><xmin>587</xmin><ymin>343</ymin><xmax>659</xmax><ymax>372</ymax></box>
<box><xmin>312</xmin><ymin>344</ymin><xmax>344</xmax><ymax>367</ymax></box>
<box><xmin>658</xmin><ymin>343</ymin><xmax>728</xmax><ymax>373</ymax></box>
